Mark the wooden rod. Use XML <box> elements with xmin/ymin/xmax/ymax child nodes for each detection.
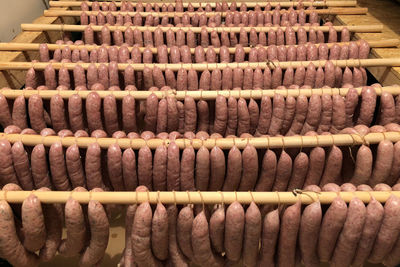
<box><xmin>20</xmin><ymin>23</ymin><xmax>383</xmax><ymax>33</ymax></box>
<box><xmin>0</xmin><ymin>39</ymin><xmax>397</xmax><ymax>53</ymax></box>
<box><xmin>1</xmin><ymin>58</ymin><xmax>399</xmax><ymax>71</ymax></box>
<box><xmin>44</xmin><ymin>7</ymin><xmax>368</xmax><ymax>18</ymax></box>
<box><xmin>49</xmin><ymin>1</ymin><xmax>358</xmax><ymax>8</ymax></box>
<box><xmin>1</xmin><ymin>131</ymin><xmax>400</xmax><ymax>150</ymax></box>
<box><xmin>0</xmin><ymin>190</ymin><xmax>398</xmax><ymax>204</ymax></box>
<box><xmin>2</xmin><ymin>86</ymin><xmax>400</xmax><ymax>100</ymax></box>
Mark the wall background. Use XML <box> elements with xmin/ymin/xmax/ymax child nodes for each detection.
<box><xmin>0</xmin><ymin>0</ymin><xmax>48</xmax><ymax>42</ymax></box>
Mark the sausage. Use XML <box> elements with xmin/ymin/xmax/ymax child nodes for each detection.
<box><xmin>242</xmin><ymin>202</ymin><xmax>261</xmax><ymax>267</ymax></box>
<box><xmin>177</xmin><ymin>205</ymin><xmax>195</xmax><ymax>261</ymax></box>
<box><xmin>287</xmin><ymin>152</ymin><xmax>309</xmax><ymax>190</ymax></box>
<box><xmin>213</xmin><ymin>95</ymin><xmax>228</xmax><ymax>135</ymax></box>
<box><xmin>301</xmin><ymin>94</ymin><xmax>321</xmax><ymax>134</ymax></box>
<box><xmin>257</xmin><ymin>209</ymin><xmax>279</xmax><ymax>266</ymax></box>
<box><xmin>28</xmin><ymin>95</ymin><xmax>46</xmax><ymax>133</ymax></box>
<box><xmin>85</xmin><ymin>142</ymin><xmax>106</xmax><ymax>190</ymax></box>
<box><xmin>299</xmin><ymin>201</ymin><xmax>322</xmax><ymax>267</ymax></box>
<box><xmin>254</xmin><ymin>150</ymin><xmax>277</xmax><ymax>192</ymax></box>
<box><xmin>379</xmin><ymin>91</ymin><xmax>396</xmax><ymax>125</ymax></box>
<box><xmin>278</xmin><ymin>201</ymin><xmax>301</xmax><ymax>267</ymax></box>
<box><xmin>192</xmin><ymin>211</ymin><xmax>223</xmax><ymax>266</ymax></box>
<box><xmin>85</xmin><ymin>92</ymin><xmax>103</xmax><ymax>133</ymax></box>
<box><xmin>166</xmin><ymin>142</ymin><xmax>180</xmax><ymax>191</ymax></box>
<box><xmin>349</xmin><ymin>145</ymin><xmax>373</xmax><ymax>185</ymax></box>
<box><xmin>232</xmin><ymin>68</ymin><xmax>243</xmax><ymax>89</ymax></box>
<box><xmin>48</xmin><ymin>142</ymin><xmax>70</xmax><ymax>191</ymax></box>
<box><xmin>31</xmin><ymin>144</ymin><xmax>52</xmax><ymax>189</ymax></box>
<box><xmin>208</xmin><ymin>147</ymin><xmax>225</xmax><ymax>191</ymax></box>
<box><xmin>316</xmin><ymin>94</ymin><xmax>333</xmax><ymax>133</ymax></box>
<box><xmin>22</xmin><ymin>194</ymin><xmax>46</xmax><ymax>252</ymax></box>
<box><xmin>149</xmin><ymin>203</ymin><xmax>169</xmax><ymax>261</ymax></box>
<box><xmin>267</xmin><ymin>94</ymin><xmax>285</xmax><ymax>135</ymax></box>
<box><xmin>356</xmin><ymin>86</ymin><xmax>377</xmax><ymax>126</ymax></box>
<box><xmin>369</xmin><ymin>140</ymin><xmax>394</xmax><ymax>186</ymax></box>
<box><xmin>319</xmin><ymin>145</ymin><xmax>343</xmax><ymax>186</ymax></box>
<box><xmin>0</xmin><ymin>200</ymin><xmax>39</xmax><ymax>266</ymax></box>
<box><xmin>318</xmin><ymin>196</ymin><xmax>348</xmax><ymax>262</ymax></box>
<box><xmin>180</xmin><ymin>147</ymin><xmax>195</xmax><ymax>191</ymax></box>
<box><xmin>281</xmin><ymin>96</ymin><xmax>296</xmax><ymax>135</ymax></box>
<box><xmin>195</xmin><ymin>146</ymin><xmax>210</xmax><ymax>191</ymax></box>
<box><xmin>331</xmin><ymin>197</ymin><xmax>367</xmax><ymax>266</ymax></box>
<box><xmin>65</xmin><ymin>144</ymin><xmax>85</xmax><ymax>189</ymax></box>
<box><xmin>225</xmin><ymin>201</ymin><xmax>245</xmax><ymax>262</ymax></box>
<box><xmin>330</xmin><ymin>95</ymin><xmax>346</xmax><ymax>133</ymax></box>
<box><xmin>344</xmin><ymin>88</ymin><xmax>359</xmax><ymax>127</ymax></box>
<box><xmin>272</xmin><ymin>150</ymin><xmax>293</xmax><ymax>191</ymax></box>
<box><xmin>369</xmin><ymin>195</ymin><xmax>400</xmax><ymax>263</ymax></box>
<box><xmin>79</xmin><ymin>199</ymin><xmax>109</xmax><ymax>266</ymax></box>
<box><xmin>0</xmin><ymin>140</ymin><xmax>18</xmax><ymax>187</ymax></box>
<box><xmin>282</xmin><ymin>67</ymin><xmax>293</xmax><ymax>87</ymax></box>
<box><xmin>59</xmin><ymin>188</ymin><xmax>88</xmax><ymax>256</ymax></box>
<box><xmin>286</xmin><ymin>95</ymin><xmax>308</xmax><ymax>136</ymax></box>
<box><xmin>221</xmin><ymin>146</ymin><xmax>242</xmax><ymax>191</ymax></box>
<box><xmin>238</xmin><ymin>145</ymin><xmax>258</xmax><ymax>191</ymax></box>
<box><xmin>121</xmin><ymin>148</ymin><xmax>137</xmax><ymax>191</ymax></box>
<box><xmin>237</xmin><ymin>98</ymin><xmax>250</xmax><ymax>136</ymax></box>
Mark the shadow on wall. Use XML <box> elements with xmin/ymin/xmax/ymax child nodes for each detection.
<box><xmin>0</xmin><ymin>0</ymin><xmax>48</xmax><ymax>42</ymax></box>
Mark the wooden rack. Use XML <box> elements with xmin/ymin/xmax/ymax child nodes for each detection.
<box><xmin>44</xmin><ymin>7</ymin><xmax>368</xmax><ymax>18</ymax></box>
<box><xmin>20</xmin><ymin>23</ymin><xmax>383</xmax><ymax>33</ymax></box>
<box><xmin>49</xmin><ymin>1</ymin><xmax>359</xmax><ymax>8</ymax></box>
<box><xmin>2</xmin><ymin>58</ymin><xmax>399</xmax><ymax>71</ymax></box>
<box><xmin>0</xmin><ymin>190</ymin><xmax>398</xmax><ymax>204</ymax></box>
<box><xmin>0</xmin><ymin>39</ymin><xmax>398</xmax><ymax>54</ymax></box>
<box><xmin>1</xmin><ymin>86</ymin><xmax>399</xmax><ymax>100</ymax></box>
<box><xmin>1</xmin><ymin>131</ymin><xmax>399</xmax><ymax>150</ymax></box>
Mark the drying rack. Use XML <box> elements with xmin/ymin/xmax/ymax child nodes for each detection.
<box><xmin>0</xmin><ymin>0</ymin><xmax>400</xmax><ymax>266</ymax></box>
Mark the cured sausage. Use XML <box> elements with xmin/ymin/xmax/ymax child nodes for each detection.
<box><xmin>318</xmin><ymin>197</ymin><xmax>348</xmax><ymax>262</ymax></box>
<box><xmin>79</xmin><ymin>199</ymin><xmax>109</xmax><ymax>266</ymax></box>
<box><xmin>225</xmin><ymin>202</ymin><xmax>245</xmax><ymax>262</ymax></box>
<box><xmin>299</xmin><ymin>201</ymin><xmax>322</xmax><ymax>267</ymax></box>
<box><xmin>278</xmin><ymin>201</ymin><xmax>301</xmax><ymax>267</ymax></box>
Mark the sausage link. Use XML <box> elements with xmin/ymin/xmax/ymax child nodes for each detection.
<box><xmin>369</xmin><ymin>140</ymin><xmax>394</xmax><ymax>186</ymax></box>
<box><xmin>278</xmin><ymin>201</ymin><xmax>301</xmax><ymax>267</ymax></box>
<box><xmin>22</xmin><ymin>194</ymin><xmax>46</xmax><ymax>252</ymax></box>
<box><xmin>59</xmin><ymin>188</ymin><xmax>88</xmax><ymax>256</ymax></box>
<box><xmin>177</xmin><ymin>206</ymin><xmax>195</xmax><ymax>260</ymax></box>
<box><xmin>299</xmin><ymin>201</ymin><xmax>322</xmax><ymax>267</ymax></box>
<box><xmin>352</xmin><ymin>198</ymin><xmax>384</xmax><ymax>266</ymax></box>
<box><xmin>318</xmin><ymin>197</ymin><xmax>347</xmax><ymax>262</ymax></box>
<box><xmin>79</xmin><ymin>199</ymin><xmax>109</xmax><ymax>266</ymax></box>
<box><xmin>66</xmin><ymin>144</ymin><xmax>86</xmax><ymax>189</ymax></box>
<box><xmin>0</xmin><ymin>201</ymin><xmax>39</xmax><ymax>266</ymax></box>
<box><xmin>238</xmin><ymin>145</ymin><xmax>258</xmax><ymax>191</ymax></box>
<box><xmin>225</xmin><ymin>201</ymin><xmax>245</xmax><ymax>262</ymax></box>
<box><xmin>257</xmin><ymin>209</ymin><xmax>279</xmax><ymax>266</ymax></box>
<box><xmin>331</xmin><ymin>198</ymin><xmax>366</xmax><ymax>266</ymax></box>
<box><xmin>369</xmin><ymin>195</ymin><xmax>400</xmax><ymax>263</ymax></box>
<box><xmin>255</xmin><ymin>150</ymin><xmax>277</xmax><ymax>191</ymax></box>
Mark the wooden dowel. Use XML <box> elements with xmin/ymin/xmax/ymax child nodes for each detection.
<box><xmin>1</xmin><ymin>131</ymin><xmax>400</xmax><ymax>150</ymax></box>
<box><xmin>49</xmin><ymin>1</ymin><xmax>358</xmax><ymax>8</ymax></box>
<box><xmin>20</xmin><ymin>23</ymin><xmax>383</xmax><ymax>33</ymax></box>
<box><xmin>44</xmin><ymin>7</ymin><xmax>368</xmax><ymax>18</ymax></box>
<box><xmin>0</xmin><ymin>190</ymin><xmax>397</xmax><ymax>204</ymax></box>
<box><xmin>1</xmin><ymin>58</ymin><xmax>399</xmax><ymax>71</ymax></box>
<box><xmin>0</xmin><ymin>39</ymin><xmax>397</xmax><ymax>53</ymax></box>
<box><xmin>2</xmin><ymin>86</ymin><xmax>400</xmax><ymax>100</ymax></box>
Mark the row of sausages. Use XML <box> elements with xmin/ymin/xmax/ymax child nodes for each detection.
<box><xmin>1</xmin><ymin>123</ymin><xmax>400</xmax><ymax>193</ymax></box>
<box><xmin>25</xmin><ymin>63</ymin><xmax>368</xmax><ymax>92</ymax></box>
<box><xmin>1</xmin><ymin>83</ymin><xmax>390</xmax><ymax>136</ymax></box>
<box><xmin>1</xmin><ymin>182</ymin><xmax>399</xmax><ymax>267</ymax></box>
<box><xmin>80</xmin><ymin>8</ymin><xmax>320</xmax><ymax>28</ymax></box>
<box><xmin>83</xmin><ymin>24</ymin><xmax>348</xmax><ymax>47</ymax></box>
<box><xmin>0</xmin><ymin>184</ymin><xmax>109</xmax><ymax>267</ymax></box>
<box><xmin>38</xmin><ymin>41</ymin><xmax>370</xmax><ymax>64</ymax></box>
<box><xmin>122</xmin><ymin>190</ymin><xmax>400</xmax><ymax>267</ymax></box>
<box><xmin>82</xmin><ymin>1</ymin><xmax>308</xmax><ymax>13</ymax></box>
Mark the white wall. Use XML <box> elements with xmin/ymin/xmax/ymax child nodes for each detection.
<box><xmin>0</xmin><ymin>0</ymin><xmax>48</xmax><ymax>42</ymax></box>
